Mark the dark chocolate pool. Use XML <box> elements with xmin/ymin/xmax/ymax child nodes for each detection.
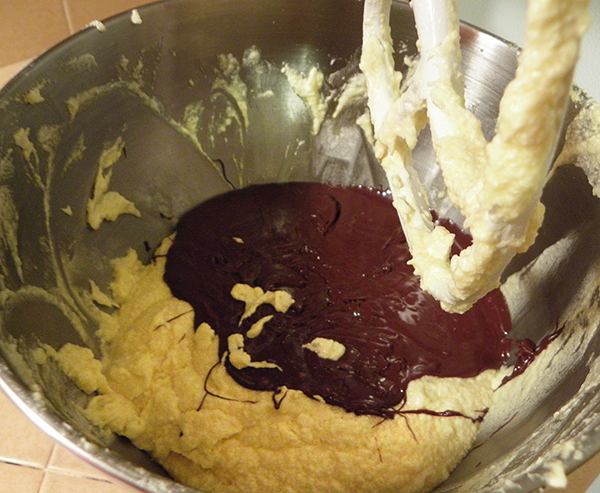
<box><xmin>164</xmin><ymin>182</ymin><xmax>513</xmax><ymax>418</ymax></box>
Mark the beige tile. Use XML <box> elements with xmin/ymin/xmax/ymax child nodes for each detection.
<box><xmin>40</xmin><ymin>470</ymin><xmax>142</xmax><ymax>493</ymax></box>
<box><xmin>64</xmin><ymin>0</ymin><xmax>155</xmax><ymax>32</ymax></box>
<box><xmin>0</xmin><ymin>461</ymin><xmax>45</xmax><ymax>493</ymax></box>
<box><xmin>0</xmin><ymin>59</ymin><xmax>33</xmax><ymax>90</ymax></box>
<box><xmin>0</xmin><ymin>0</ymin><xmax>70</xmax><ymax>67</ymax></box>
<box><xmin>0</xmin><ymin>390</ymin><xmax>55</xmax><ymax>468</ymax></box>
<box><xmin>47</xmin><ymin>443</ymin><xmax>112</xmax><ymax>481</ymax></box>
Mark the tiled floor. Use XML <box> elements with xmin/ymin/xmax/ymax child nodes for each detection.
<box><xmin>1</xmin><ymin>1</ymin><xmax>600</xmax><ymax>493</ymax></box>
<box><xmin>0</xmin><ymin>388</ymin><xmax>138</xmax><ymax>493</ymax></box>
<box><xmin>0</xmin><ymin>0</ymin><xmax>154</xmax><ymax>68</ymax></box>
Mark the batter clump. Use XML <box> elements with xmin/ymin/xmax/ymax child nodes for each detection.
<box><xmin>55</xmin><ymin>183</ymin><xmax>514</xmax><ymax>493</ymax></box>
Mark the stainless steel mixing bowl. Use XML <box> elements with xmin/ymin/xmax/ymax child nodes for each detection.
<box><xmin>1</xmin><ymin>1</ymin><xmax>600</xmax><ymax>492</ymax></box>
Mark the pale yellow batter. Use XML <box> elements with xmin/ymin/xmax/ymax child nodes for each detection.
<box><xmin>50</xmin><ymin>239</ymin><xmax>506</xmax><ymax>493</ymax></box>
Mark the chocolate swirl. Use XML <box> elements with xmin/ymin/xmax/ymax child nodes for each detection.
<box><xmin>165</xmin><ymin>182</ymin><xmax>512</xmax><ymax>417</ymax></box>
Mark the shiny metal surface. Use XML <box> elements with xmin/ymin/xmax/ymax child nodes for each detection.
<box><xmin>0</xmin><ymin>1</ymin><xmax>599</xmax><ymax>492</ymax></box>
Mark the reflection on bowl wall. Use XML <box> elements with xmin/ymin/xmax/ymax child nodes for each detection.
<box><xmin>1</xmin><ymin>1</ymin><xmax>600</xmax><ymax>492</ymax></box>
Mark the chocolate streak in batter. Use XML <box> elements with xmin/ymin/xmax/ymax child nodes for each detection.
<box><xmin>164</xmin><ymin>182</ymin><xmax>513</xmax><ymax>418</ymax></box>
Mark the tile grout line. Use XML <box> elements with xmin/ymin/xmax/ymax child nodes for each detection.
<box><xmin>37</xmin><ymin>444</ymin><xmax>57</xmax><ymax>493</ymax></box>
<box><xmin>39</xmin><ymin>443</ymin><xmax>119</xmax><ymax>492</ymax></box>
<box><xmin>0</xmin><ymin>456</ymin><xmax>45</xmax><ymax>470</ymax></box>
<box><xmin>61</xmin><ymin>0</ymin><xmax>75</xmax><ymax>34</ymax></box>
<box><xmin>41</xmin><ymin>467</ymin><xmax>116</xmax><ymax>484</ymax></box>
<box><xmin>45</xmin><ymin>444</ymin><xmax>57</xmax><ymax>469</ymax></box>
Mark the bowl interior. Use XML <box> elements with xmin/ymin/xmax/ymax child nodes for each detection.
<box><xmin>1</xmin><ymin>1</ymin><xmax>600</xmax><ymax>492</ymax></box>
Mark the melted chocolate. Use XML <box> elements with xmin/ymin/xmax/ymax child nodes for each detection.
<box><xmin>502</xmin><ymin>326</ymin><xmax>563</xmax><ymax>385</ymax></box>
<box><xmin>164</xmin><ymin>182</ymin><xmax>513</xmax><ymax>418</ymax></box>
